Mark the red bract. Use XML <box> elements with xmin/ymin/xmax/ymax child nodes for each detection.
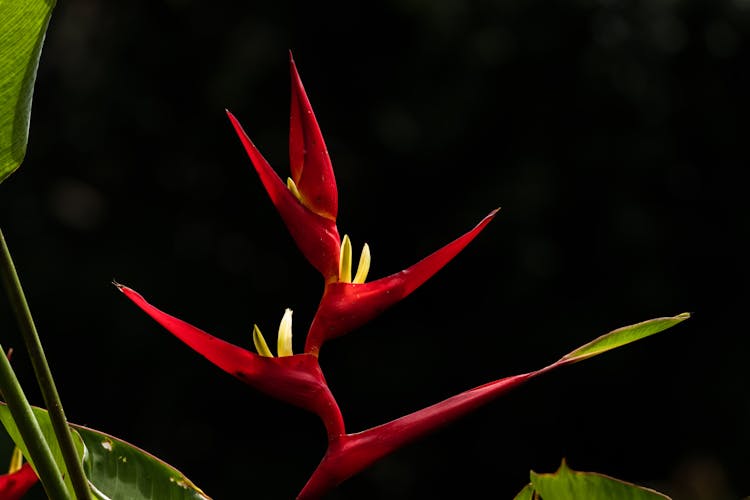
<box><xmin>288</xmin><ymin>54</ymin><xmax>338</xmax><ymax>221</ymax></box>
<box><xmin>226</xmin><ymin>53</ymin><xmax>340</xmax><ymax>281</ymax></box>
<box><xmin>299</xmin><ymin>371</ymin><xmax>537</xmax><ymax>498</ymax></box>
<box><xmin>227</xmin><ymin>110</ymin><xmax>341</xmax><ymax>281</ymax></box>
<box><xmin>115</xmin><ymin>284</ymin><xmax>345</xmax><ymax>438</ymax></box>
<box><xmin>0</xmin><ymin>463</ymin><xmax>38</xmax><ymax>500</ymax></box>
<box><xmin>305</xmin><ymin>209</ymin><xmax>497</xmax><ymax>355</ymax></box>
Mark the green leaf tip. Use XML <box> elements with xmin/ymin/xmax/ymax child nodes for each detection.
<box><xmin>524</xmin><ymin>459</ymin><xmax>671</xmax><ymax>499</ymax></box>
<box><xmin>559</xmin><ymin>312</ymin><xmax>690</xmax><ymax>365</ymax></box>
<box><xmin>512</xmin><ymin>483</ymin><xmax>537</xmax><ymax>500</ymax></box>
<box><xmin>0</xmin><ymin>0</ymin><xmax>56</xmax><ymax>182</ymax></box>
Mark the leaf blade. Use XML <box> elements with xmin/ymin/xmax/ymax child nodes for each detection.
<box><xmin>0</xmin><ymin>404</ymin><xmax>210</xmax><ymax>499</ymax></box>
<box><xmin>528</xmin><ymin>460</ymin><xmax>671</xmax><ymax>500</ymax></box>
<box><xmin>0</xmin><ymin>0</ymin><xmax>56</xmax><ymax>182</ymax></box>
<box><xmin>74</xmin><ymin>424</ymin><xmax>211</xmax><ymax>500</ymax></box>
<box><xmin>0</xmin><ymin>403</ymin><xmax>83</xmax><ymax>498</ymax></box>
<box><xmin>558</xmin><ymin>313</ymin><xmax>690</xmax><ymax>365</ymax></box>
<box><xmin>513</xmin><ymin>483</ymin><xmax>537</xmax><ymax>500</ymax></box>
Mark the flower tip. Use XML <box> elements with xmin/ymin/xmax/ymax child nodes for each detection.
<box><xmin>287</xmin><ymin>177</ymin><xmax>303</xmax><ymax>202</ymax></box>
<box><xmin>225</xmin><ymin>109</ymin><xmax>241</xmax><ymax>127</ymax></box>
<box><xmin>252</xmin><ymin>324</ymin><xmax>273</xmax><ymax>357</ymax></box>
<box><xmin>112</xmin><ymin>279</ymin><xmax>124</xmax><ymax>291</ymax></box>
<box><xmin>339</xmin><ymin>235</ymin><xmax>353</xmax><ymax>283</ymax></box>
<box><xmin>277</xmin><ymin>308</ymin><xmax>294</xmax><ymax>357</ymax></box>
<box><xmin>353</xmin><ymin>242</ymin><xmax>371</xmax><ymax>284</ymax></box>
<box><xmin>8</xmin><ymin>447</ymin><xmax>23</xmax><ymax>474</ymax></box>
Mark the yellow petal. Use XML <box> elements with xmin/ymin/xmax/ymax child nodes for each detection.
<box><xmin>339</xmin><ymin>234</ymin><xmax>352</xmax><ymax>283</ymax></box>
<box><xmin>8</xmin><ymin>446</ymin><xmax>23</xmax><ymax>474</ymax></box>
<box><xmin>352</xmin><ymin>243</ymin><xmax>371</xmax><ymax>284</ymax></box>
<box><xmin>286</xmin><ymin>177</ymin><xmax>303</xmax><ymax>203</ymax></box>
<box><xmin>277</xmin><ymin>308</ymin><xmax>294</xmax><ymax>357</ymax></box>
<box><xmin>252</xmin><ymin>325</ymin><xmax>273</xmax><ymax>357</ymax></box>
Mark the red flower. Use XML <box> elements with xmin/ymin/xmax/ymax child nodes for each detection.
<box><xmin>228</xmin><ymin>53</ymin><xmax>497</xmax><ymax>354</ymax></box>
<box><xmin>0</xmin><ymin>462</ymin><xmax>38</xmax><ymax>500</ymax></box>
<box><xmin>119</xmin><ymin>55</ymin><xmax>688</xmax><ymax>499</ymax></box>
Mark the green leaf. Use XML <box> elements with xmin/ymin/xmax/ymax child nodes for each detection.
<box><xmin>513</xmin><ymin>482</ymin><xmax>537</xmax><ymax>500</ymax></box>
<box><xmin>527</xmin><ymin>460</ymin><xmax>670</xmax><ymax>500</ymax></box>
<box><xmin>0</xmin><ymin>404</ymin><xmax>211</xmax><ymax>499</ymax></box>
<box><xmin>0</xmin><ymin>0</ymin><xmax>55</xmax><ymax>182</ymax></box>
<box><xmin>558</xmin><ymin>313</ymin><xmax>690</xmax><ymax>365</ymax></box>
<box><xmin>0</xmin><ymin>403</ymin><xmax>83</xmax><ymax>498</ymax></box>
<box><xmin>74</xmin><ymin>425</ymin><xmax>211</xmax><ymax>500</ymax></box>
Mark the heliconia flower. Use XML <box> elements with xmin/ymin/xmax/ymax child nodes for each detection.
<box><xmin>227</xmin><ymin>55</ymin><xmax>498</xmax><ymax>354</ymax></box>
<box><xmin>226</xmin><ymin>53</ymin><xmax>340</xmax><ymax>281</ymax></box>
<box><xmin>120</xmin><ymin>54</ymin><xmax>689</xmax><ymax>500</ymax></box>
<box><xmin>304</xmin><ymin>209</ymin><xmax>498</xmax><ymax>355</ymax></box>
<box><xmin>114</xmin><ymin>283</ymin><xmax>345</xmax><ymax>438</ymax></box>
<box><xmin>0</xmin><ymin>448</ymin><xmax>38</xmax><ymax>500</ymax></box>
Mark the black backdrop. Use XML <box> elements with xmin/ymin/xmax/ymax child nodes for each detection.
<box><xmin>1</xmin><ymin>1</ymin><xmax>747</xmax><ymax>498</ymax></box>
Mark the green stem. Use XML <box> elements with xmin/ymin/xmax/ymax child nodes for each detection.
<box><xmin>0</xmin><ymin>344</ymin><xmax>69</xmax><ymax>499</ymax></box>
<box><xmin>0</xmin><ymin>228</ymin><xmax>92</xmax><ymax>499</ymax></box>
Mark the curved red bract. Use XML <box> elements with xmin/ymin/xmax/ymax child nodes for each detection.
<box><xmin>116</xmin><ymin>284</ymin><xmax>345</xmax><ymax>438</ymax></box>
<box><xmin>288</xmin><ymin>53</ymin><xmax>338</xmax><ymax>221</ymax></box>
<box><xmin>305</xmin><ymin>209</ymin><xmax>498</xmax><ymax>354</ymax></box>
<box><xmin>0</xmin><ymin>463</ymin><xmax>38</xmax><ymax>500</ymax></box>
<box><xmin>226</xmin><ymin>111</ymin><xmax>341</xmax><ymax>281</ymax></box>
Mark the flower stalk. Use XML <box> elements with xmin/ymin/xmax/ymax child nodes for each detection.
<box><xmin>0</xmin><ymin>229</ymin><xmax>92</xmax><ymax>500</ymax></box>
<box><xmin>0</xmin><ymin>344</ymin><xmax>67</xmax><ymax>500</ymax></box>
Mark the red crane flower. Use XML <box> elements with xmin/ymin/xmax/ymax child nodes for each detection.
<box><xmin>226</xmin><ymin>53</ymin><xmax>497</xmax><ymax>355</ymax></box>
<box><xmin>118</xmin><ymin>54</ymin><xmax>688</xmax><ymax>499</ymax></box>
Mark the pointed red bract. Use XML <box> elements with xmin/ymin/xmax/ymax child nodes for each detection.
<box><xmin>305</xmin><ymin>209</ymin><xmax>498</xmax><ymax>354</ymax></box>
<box><xmin>0</xmin><ymin>463</ymin><xmax>38</xmax><ymax>500</ymax></box>
<box><xmin>227</xmin><ymin>111</ymin><xmax>341</xmax><ymax>280</ymax></box>
<box><xmin>289</xmin><ymin>53</ymin><xmax>338</xmax><ymax>221</ymax></box>
<box><xmin>298</xmin><ymin>371</ymin><xmax>536</xmax><ymax>498</ymax></box>
<box><xmin>116</xmin><ymin>284</ymin><xmax>345</xmax><ymax>436</ymax></box>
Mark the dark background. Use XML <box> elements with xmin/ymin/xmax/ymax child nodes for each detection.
<box><xmin>1</xmin><ymin>0</ymin><xmax>748</xmax><ymax>498</ymax></box>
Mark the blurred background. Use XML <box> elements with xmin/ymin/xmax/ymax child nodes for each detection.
<box><xmin>1</xmin><ymin>0</ymin><xmax>748</xmax><ymax>498</ymax></box>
